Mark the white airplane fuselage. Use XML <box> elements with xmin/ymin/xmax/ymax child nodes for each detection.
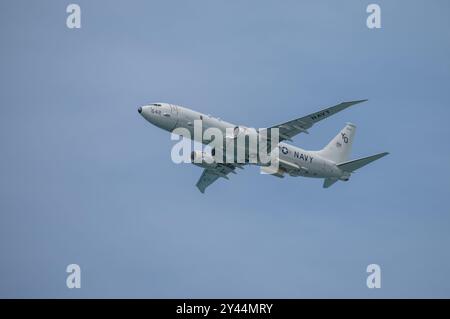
<box><xmin>138</xmin><ymin>102</ymin><xmax>348</xmax><ymax>181</ymax></box>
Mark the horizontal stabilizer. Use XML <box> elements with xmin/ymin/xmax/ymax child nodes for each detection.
<box><xmin>323</xmin><ymin>177</ymin><xmax>338</xmax><ymax>188</ymax></box>
<box><xmin>337</xmin><ymin>152</ymin><xmax>389</xmax><ymax>172</ymax></box>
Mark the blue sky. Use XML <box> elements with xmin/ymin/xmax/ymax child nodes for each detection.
<box><xmin>1</xmin><ymin>0</ymin><xmax>450</xmax><ymax>298</ymax></box>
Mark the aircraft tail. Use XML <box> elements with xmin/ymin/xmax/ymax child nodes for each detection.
<box><xmin>337</xmin><ymin>152</ymin><xmax>389</xmax><ymax>172</ymax></box>
<box><xmin>322</xmin><ymin>152</ymin><xmax>389</xmax><ymax>188</ymax></box>
<box><xmin>323</xmin><ymin>177</ymin><xmax>338</xmax><ymax>188</ymax></box>
<box><xmin>318</xmin><ymin>123</ymin><xmax>356</xmax><ymax>163</ymax></box>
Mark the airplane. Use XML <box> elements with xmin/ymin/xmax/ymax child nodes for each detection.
<box><xmin>138</xmin><ymin>100</ymin><xmax>388</xmax><ymax>193</ymax></box>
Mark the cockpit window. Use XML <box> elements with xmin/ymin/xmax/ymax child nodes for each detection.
<box><xmin>151</xmin><ymin>103</ymin><xmax>162</xmax><ymax>107</ymax></box>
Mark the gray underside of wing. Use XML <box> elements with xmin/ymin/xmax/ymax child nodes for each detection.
<box><xmin>267</xmin><ymin>100</ymin><xmax>368</xmax><ymax>142</ymax></box>
<box><xmin>195</xmin><ymin>164</ymin><xmax>242</xmax><ymax>193</ymax></box>
<box><xmin>196</xmin><ymin>170</ymin><xmax>221</xmax><ymax>193</ymax></box>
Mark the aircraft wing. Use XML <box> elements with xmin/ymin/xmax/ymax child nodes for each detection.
<box><xmin>196</xmin><ymin>163</ymin><xmax>243</xmax><ymax>193</ymax></box>
<box><xmin>266</xmin><ymin>100</ymin><xmax>368</xmax><ymax>142</ymax></box>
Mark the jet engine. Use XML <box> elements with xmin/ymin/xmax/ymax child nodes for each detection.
<box><xmin>228</xmin><ymin>126</ymin><xmax>258</xmax><ymax>139</ymax></box>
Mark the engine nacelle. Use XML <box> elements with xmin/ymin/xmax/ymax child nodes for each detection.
<box><xmin>226</xmin><ymin>126</ymin><xmax>260</xmax><ymax>162</ymax></box>
<box><xmin>190</xmin><ymin>151</ymin><xmax>218</xmax><ymax>169</ymax></box>
<box><xmin>228</xmin><ymin>126</ymin><xmax>258</xmax><ymax>140</ymax></box>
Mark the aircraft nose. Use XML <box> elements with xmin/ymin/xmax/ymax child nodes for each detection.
<box><xmin>138</xmin><ymin>107</ymin><xmax>142</xmax><ymax>114</ymax></box>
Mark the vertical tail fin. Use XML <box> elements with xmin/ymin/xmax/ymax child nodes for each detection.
<box><xmin>318</xmin><ymin>123</ymin><xmax>356</xmax><ymax>163</ymax></box>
